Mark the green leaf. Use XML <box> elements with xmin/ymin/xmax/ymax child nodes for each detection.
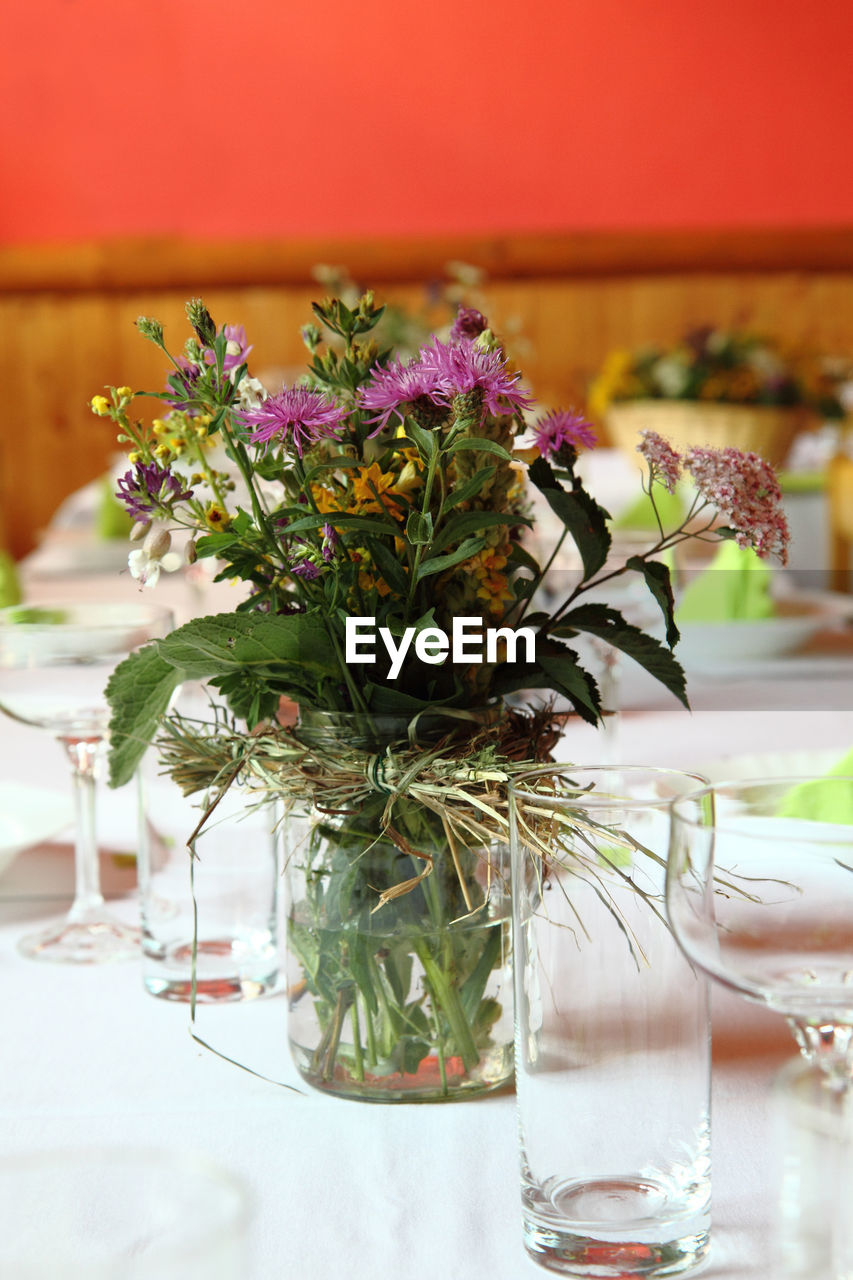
<box><xmin>105</xmin><ymin>646</ymin><xmax>186</xmax><ymax>788</ymax></box>
<box><xmin>405</xmin><ymin>510</ymin><xmax>434</xmax><ymax>545</ymax></box>
<box><xmin>157</xmin><ymin>611</ymin><xmax>339</xmax><ymax>679</ymax></box>
<box><xmin>506</xmin><ymin>541</ymin><xmax>542</xmax><ymax>575</ymax></box>
<box><xmin>552</xmin><ymin>602</ymin><xmax>688</xmax><ymax>708</ymax></box>
<box><xmin>440</xmin><ymin>465</ymin><xmax>496</xmax><ymax>513</ymax></box>
<box><xmin>365</xmin><ymin>539</ymin><xmax>410</xmax><ymax>596</ymax></box>
<box><xmin>489</xmin><ymin>644</ymin><xmax>601</xmax><ymax>726</ymax></box>
<box><xmin>413</xmin><ymin>536</ymin><xmax>485</xmax><ymax>582</ymax></box>
<box><xmin>536</xmin><ymin>648</ymin><xmax>602</xmax><ymax>725</ymax></box>
<box><xmin>402</xmin><ymin>421</ymin><xmax>439</xmax><ymax>461</ymax></box>
<box><xmin>106</xmin><ymin>612</ymin><xmax>341</xmax><ymax>787</ymax></box>
<box><xmin>444</xmin><ymin>436</ymin><xmax>512</xmax><ymax>461</ymax></box>
<box><xmin>284</xmin><ymin>512</ymin><xmax>398</xmax><ymax>538</ymax></box>
<box><xmin>430</xmin><ymin>510</ymin><xmax>528</xmax><ymax>555</ymax></box>
<box><xmin>528</xmin><ymin>456</ymin><xmax>611</xmax><ymax>581</ymax></box>
<box><xmin>302</xmin><ymin>456</ymin><xmax>363</xmax><ymax>485</ymax></box>
<box><xmin>626</xmin><ymin>556</ymin><xmax>680</xmax><ymax>648</ymax></box>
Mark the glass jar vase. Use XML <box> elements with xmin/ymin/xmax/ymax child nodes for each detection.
<box><xmin>283</xmin><ymin>707</ymin><xmax>514</xmax><ymax>1102</ymax></box>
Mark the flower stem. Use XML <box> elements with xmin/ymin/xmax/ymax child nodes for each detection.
<box><xmin>413</xmin><ymin>936</ymin><xmax>479</xmax><ymax>1072</ymax></box>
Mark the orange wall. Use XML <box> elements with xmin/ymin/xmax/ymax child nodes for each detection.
<box><xmin>2</xmin><ymin>0</ymin><xmax>852</xmax><ymax>243</ymax></box>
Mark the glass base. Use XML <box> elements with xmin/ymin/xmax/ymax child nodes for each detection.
<box><xmin>291</xmin><ymin>1039</ymin><xmax>514</xmax><ymax>1103</ymax></box>
<box><xmin>523</xmin><ymin>1176</ymin><xmax>710</xmax><ymax>1277</ymax></box>
<box><xmin>18</xmin><ymin>912</ymin><xmax>140</xmax><ymax>964</ymax></box>
<box><xmin>143</xmin><ymin>938</ymin><xmax>279</xmax><ymax>1003</ymax></box>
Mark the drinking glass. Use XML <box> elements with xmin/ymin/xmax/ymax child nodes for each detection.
<box><xmin>666</xmin><ymin>775</ymin><xmax>853</xmax><ymax>1088</ymax></box>
<box><xmin>510</xmin><ymin>766</ymin><xmax>712</xmax><ymax>1277</ymax></box>
<box><xmin>772</xmin><ymin>1057</ymin><xmax>853</xmax><ymax>1279</ymax></box>
<box><xmin>0</xmin><ymin>601</ymin><xmax>173</xmax><ymax>963</ymax></box>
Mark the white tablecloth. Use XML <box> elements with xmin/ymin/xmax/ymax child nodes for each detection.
<box><xmin>2</xmin><ymin>561</ymin><xmax>852</xmax><ymax>1278</ymax></box>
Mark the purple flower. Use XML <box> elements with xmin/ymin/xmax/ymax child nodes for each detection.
<box><xmin>164</xmin><ymin>358</ymin><xmax>204</xmax><ymax>407</ymax></box>
<box><xmin>238</xmin><ymin>386</ymin><xmax>349</xmax><ymax>457</ymax></box>
<box><xmin>356</xmin><ymin>358</ymin><xmax>450</xmax><ymax>432</ymax></box>
<box><xmin>116</xmin><ymin>463</ymin><xmax>193</xmax><ymax>520</ymax></box>
<box><xmin>450</xmin><ymin>307</ymin><xmax>488</xmax><ymax>342</ymax></box>
<box><xmin>418</xmin><ymin>337</ymin><xmax>534</xmax><ymax>417</ymax></box>
<box><xmin>290</xmin><ymin>558</ymin><xmax>321</xmax><ymax>581</ymax></box>
<box><xmin>321</xmin><ymin>522</ymin><xmax>338</xmax><ymax>563</ymax></box>
<box><xmin>357</xmin><ymin>336</ymin><xmax>532</xmax><ymax>435</ymax></box>
<box><xmin>533</xmin><ymin>409</ymin><xmax>597</xmax><ymax>459</ymax></box>
<box><xmin>203</xmin><ymin>324</ymin><xmax>253</xmax><ymax>373</ymax></box>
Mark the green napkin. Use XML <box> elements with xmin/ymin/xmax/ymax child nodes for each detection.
<box><xmin>676</xmin><ymin>540</ymin><xmax>775</xmax><ymax>623</ymax></box>
<box><xmin>777</xmin><ymin>469</ymin><xmax>826</xmax><ymax>494</ymax></box>
<box><xmin>95</xmin><ymin>475</ymin><xmax>133</xmax><ymax>540</ymax></box>
<box><xmin>0</xmin><ymin>550</ymin><xmax>21</xmax><ymax>607</ymax></box>
<box><xmin>778</xmin><ymin>749</ymin><xmax>853</xmax><ymax>824</ymax></box>
<box><xmin>614</xmin><ymin>483</ymin><xmax>687</xmax><ymax>533</ymax></box>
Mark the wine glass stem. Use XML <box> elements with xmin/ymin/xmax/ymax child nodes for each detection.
<box><xmin>61</xmin><ymin>736</ymin><xmax>106</xmax><ymax>919</ymax></box>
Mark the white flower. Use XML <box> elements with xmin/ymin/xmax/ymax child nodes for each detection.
<box><xmin>233</xmin><ymin>374</ymin><xmax>268</xmax><ymax>409</ymax></box>
<box><xmin>128</xmin><ymin>525</ymin><xmax>181</xmax><ymax>588</ymax></box>
<box><xmin>652</xmin><ymin>355</ymin><xmax>690</xmax><ymax>398</ymax></box>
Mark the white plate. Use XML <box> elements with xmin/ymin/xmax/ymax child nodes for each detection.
<box><xmin>700</xmin><ymin>749</ymin><xmax>848</xmax><ymax>785</ymax></box>
<box><xmin>0</xmin><ymin>783</ymin><xmax>74</xmax><ymax>878</ymax></box>
<box><xmin>672</xmin><ymin>590</ymin><xmax>852</xmax><ymax>671</ymax></box>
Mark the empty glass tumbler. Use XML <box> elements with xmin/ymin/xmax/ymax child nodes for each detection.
<box><xmin>510</xmin><ymin>766</ymin><xmax>711</xmax><ymax>1278</ymax></box>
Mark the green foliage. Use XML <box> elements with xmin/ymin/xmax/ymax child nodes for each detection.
<box><xmin>527</xmin><ymin>455</ymin><xmax>611</xmax><ymax>581</ymax></box>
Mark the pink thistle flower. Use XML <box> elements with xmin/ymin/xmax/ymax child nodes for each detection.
<box><xmin>637</xmin><ymin>430</ymin><xmax>682</xmax><ymax>494</ymax></box>
<box><xmin>204</xmin><ymin>323</ymin><xmax>253</xmax><ymax>373</ymax></box>
<box><xmin>685</xmin><ymin>445</ymin><xmax>790</xmax><ymax>563</ymax></box>
<box><xmin>534</xmin><ymin>409</ymin><xmax>597</xmax><ymax>459</ymax></box>
<box><xmin>418</xmin><ymin>337</ymin><xmax>534</xmax><ymax>417</ymax></box>
<box><xmin>238</xmin><ymin>386</ymin><xmax>349</xmax><ymax>457</ymax></box>
<box><xmin>356</xmin><ymin>358</ymin><xmax>450</xmax><ymax>432</ymax></box>
<box><xmin>449</xmin><ymin>306</ymin><xmax>488</xmax><ymax>342</ymax></box>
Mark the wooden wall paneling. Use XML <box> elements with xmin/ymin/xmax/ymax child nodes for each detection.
<box><xmin>3</xmin><ymin>233</ymin><xmax>853</xmax><ymax>559</ymax></box>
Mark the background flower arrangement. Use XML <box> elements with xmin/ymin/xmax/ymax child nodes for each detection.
<box><xmin>588</xmin><ymin>327</ymin><xmax>845</xmax><ymax>420</ymax></box>
<box><xmin>90</xmin><ymin>296</ymin><xmax>789</xmax><ymax>1098</ymax></box>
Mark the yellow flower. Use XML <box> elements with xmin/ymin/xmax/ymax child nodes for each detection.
<box><xmin>358</xmin><ymin>569</ymin><xmax>391</xmax><ymax>597</ymax></box>
<box><xmin>205</xmin><ymin>503</ymin><xmax>230</xmax><ymax>530</ymax></box>
<box><xmin>310</xmin><ymin>485</ymin><xmax>341</xmax><ymax>515</ymax></box>
<box><xmin>90</xmin><ymin>395</ymin><xmax>110</xmax><ymax>416</ymax></box>
<box><xmin>127</xmin><ymin>451</ymin><xmax>141</xmax><ymax>465</ymax></box>
<box><xmin>116</xmin><ymin>386</ymin><xmax>133</xmax><ymax>401</ymax></box>
<box><xmin>350</xmin><ymin>462</ymin><xmax>405</xmax><ymax>519</ymax></box>
<box><xmin>587</xmin><ymin>348</ymin><xmax>636</xmax><ymax>418</ymax></box>
<box><xmin>513</xmin><ymin>445</ymin><xmax>540</xmax><ymax>466</ymax></box>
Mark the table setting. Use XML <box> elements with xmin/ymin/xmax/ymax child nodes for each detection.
<box><xmin>1</xmin><ymin>292</ymin><xmax>852</xmax><ymax>1278</ymax></box>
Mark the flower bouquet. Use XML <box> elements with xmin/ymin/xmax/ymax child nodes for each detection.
<box><xmin>94</xmin><ymin>295</ymin><xmax>788</xmax><ymax>1100</ymax></box>
<box><xmin>589</xmin><ymin>327</ymin><xmax>844</xmax><ymax>469</ymax></box>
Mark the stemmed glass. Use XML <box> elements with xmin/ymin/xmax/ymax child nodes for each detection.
<box><xmin>0</xmin><ymin>601</ymin><xmax>173</xmax><ymax>963</ymax></box>
<box><xmin>666</xmin><ymin>775</ymin><xmax>853</xmax><ymax>1088</ymax></box>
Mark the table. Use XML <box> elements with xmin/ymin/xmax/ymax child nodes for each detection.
<box><xmin>2</xmin><ymin>562</ymin><xmax>852</xmax><ymax>1277</ymax></box>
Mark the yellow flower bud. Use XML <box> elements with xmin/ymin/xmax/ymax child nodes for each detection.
<box><xmin>153</xmin><ymin>443</ymin><xmax>171</xmax><ymax>461</ymax></box>
<box><xmin>151</xmin><ymin>420</ymin><xmax>167</xmax><ymax>436</ymax></box>
<box><xmin>90</xmin><ymin>395</ymin><xmax>111</xmax><ymax>416</ymax></box>
<box><xmin>116</xmin><ymin>386</ymin><xmax>134</xmax><ymax>401</ymax></box>
<box><xmin>127</xmin><ymin>451</ymin><xmax>141</xmax><ymax>465</ymax></box>
<box><xmin>205</xmin><ymin>503</ymin><xmax>230</xmax><ymax>530</ymax></box>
